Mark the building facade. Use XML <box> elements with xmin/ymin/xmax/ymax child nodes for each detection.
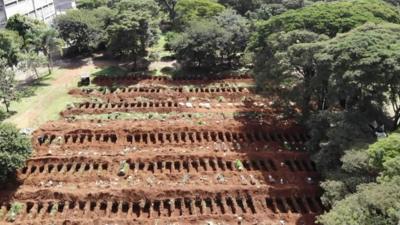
<box><xmin>0</xmin><ymin>0</ymin><xmax>75</xmax><ymax>27</ymax></box>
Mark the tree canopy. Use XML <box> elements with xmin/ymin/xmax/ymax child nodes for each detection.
<box><xmin>0</xmin><ymin>123</ymin><xmax>31</xmax><ymax>183</ymax></box>
<box><xmin>0</xmin><ymin>30</ymin><xmax>23</xmax><ymax>66</ymax></box>
<box><xmin>318</xmin><ymin>177</ymin><xmax>400</xmax><ymax>225</ymax></box>
<box><xmin>169</xmin><ymin>9</ymin><xmax>249</xmax><ymax>69</ymax></box>
<box><xmin>175</xmin><ymin>0</ymin><xmax>225</xmax><ymax>25</ymax></box>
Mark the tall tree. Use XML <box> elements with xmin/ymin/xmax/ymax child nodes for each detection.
<box><xmin>0</xmin><ymin>59</ymin><xmax>18</xmax><ymax>113</ymax></box>
<box><xmin>54</xmin><ymin>9</ymin><xmax>107</xmax><ymax>54</ymax></box>
<box><xmin>0</xmin><ymin>30</ymin><xmax>23</xmax><ymax>67</ymax></box>
<box><xmin>316</xmin><ymin>23</ymin><xmax>400</xmax><ymax>128</ymax></box>
<box><xmin>107</xmin><ymin>0</ymin><xmax>160</xmax><ymax>63</ymax></box>
<box><xmin>170</xmin><ymin>9</ymin><xmax>249</xmax><ymax>69</ymax></box>
<box><xmin>156</xmin><ymin>0</ymin><xmax>178</xmax><ymax>22</ymax></box>
<box><xmin>214</xmin><ymin>9</ymin><xmax>250</xmax><ymax>66</ymax></box>
<box><xmin>318</xmin><ymin>177</ymin><xmax>400</xmax><ymax>225</ymax></box>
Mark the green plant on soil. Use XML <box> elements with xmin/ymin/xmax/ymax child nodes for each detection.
<box><xmin>118</xmin><ymin>161</ymin><xmax>129</xmax><ymax>176</ymax></box>
<box><xmin>217</xmin><ymin>96</ymin><xmax>225</xmax><ymax>103</ymax></box>
<box><xmin>283</xmin><ymin>141</ymin><xmax>292</xmax><ymax>150</ymax></box>
<box><xmin>197</xmin><ymin>121</ymin><xmax>206</xmax><ymax>126</ymax></box>
<box><xmin>6</xmin><ymin>202</ymin><xmax>23</xmax><ymax>222</ymax></box>
<box><xmin>50</xmin><ymin>203</ymin><xmax>58</xmax><ymax>217</ymax></box>
<box><xmin>235</xmin><ymin>160</ymin><xmax>244</xmax><ymax>171</ymax></box>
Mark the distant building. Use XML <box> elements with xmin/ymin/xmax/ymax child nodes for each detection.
<box><xmin>0</xmin><ymin>0</ymin><xmax>75</xmax><ymax>27</ymax></box>
<box><xmin>54</xmin><ymin>0</ymin><xmax>75</xmax><ymax>15</ymax></box>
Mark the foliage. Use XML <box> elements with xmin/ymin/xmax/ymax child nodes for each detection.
<box><xmin>5</xmin><ymin>14</ymin><xmax>37</xmax><ymax>49</ymax></box>
<box><xmin>0</xmin><ymin>59</ymin><xmax>19</xmax><ymax>113</ymax></box>
<box><xmin>170</xmin><ymin>19</ymin><xmax>224</xmax><ymax>67</ymax></box>
<box><xmin>6</xmin><ymin>15</ymin><xmax>62</xmax><ymax>72</ymax></box>
<box><xmin>54</xmin><ymin>8</ymin><xmax>113</xmax><ymax>54</ymax></box>
<box><xmin>156</xmin><ymin>0</ymin><xmax>178</xmax><ymax>21</ymax></box>
<box><xmin>307</xmin><ymin>111</ymin><xmax>376</xmax><ymax>175</ymax></box>
<box><xmin>170</xmin><ymin>9</ymin><xmax>249</xmax><ymax>68</ymax></box>
<box><xmin>253</xmin><ymin>0</ymin><xmax>400</xmax><ymax>39</ymax></box>
<box><xmin>318</xmin><ymin>177</ymin><xmax>400</xmax><ymax>225</ymax></box>
<box><xmin>107</xmin><ymin>0</ymin><xmax>161</xmax><ymax>65</ymax></box>
<box><xmin>77</xmin><ymin>0</ymin><xmax>108</xmax><ymax>9</ymax></box>
<box><xmin>19</xmin><ymin>52</ymin><xmax>48</xmax><ymax>78</ymax></box>
<box><xmin>175</xmin><ymin>0</ymin><xmax>225</xmax><ymax>25</ymax></box>
<box><xmin>0</xmin><ymin>109</ymin><xmax>7</xmax><ymax>122</ymax></box>
<box><xmin>0</xmin><ymin>123</ymin><xmax>31</xmax><ymax>183</ymax></box>
<box><xmin>319</xmin><ymin>180</ymin><xmax>348</xmax><ymax>207</ymax></box>
<box><xmin>6</xmin><ymin>202</ymin><xmax>23</xmax><ymax>222</ymax></box>
<box><xmin>0</xmin><ymin>30</ymin><xmax>23</xmax><ymax>66</ymax></box>
<box><xmin>218</xmin><ymin>0</ymin><xmax>304</xmax><ymax>16</ymax></box>
<box><xmin>316</xmin><ymin>23</ymin><xmax>400</xmax><ymax>129</ymax></box>
<box><xmin>368</xmin><ymin>132</ymin><xmax>400</xmax><ymax>171</ymax></box>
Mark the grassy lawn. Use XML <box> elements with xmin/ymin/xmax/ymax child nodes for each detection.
<box><xmin>92</xmin><ymin>66</ymin><xmax>128</xmax><ymax>77</ymax></box>
<box><xmin>4</xmin><ymin>68</ymin><xmax>85</xmax><ymax>129</ymax></box>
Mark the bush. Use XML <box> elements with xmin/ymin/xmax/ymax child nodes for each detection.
<box><xmin>0</xmin><ymin>109</ymin><xmax>8</xmax><ymax>122</ymax></box>
<box><xmin>0</xmin><ymin>123</ymin><xmax>31</xmax><ymax>183</ymax></box>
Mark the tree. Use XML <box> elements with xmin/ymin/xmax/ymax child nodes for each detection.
<box><xmin>5</xmin><ymin>14</ymin><xmax>35</xmax><ymax>49</ymax></box>
<box><xmin>175</xmin><ymin>0</ymin><xmax>225</xmax><ymax>26</ymax></box>
<box><xmin>112</xmin><ymin>0</ymin><xmax>161</xmax><ymax>52</ymax></box>
<box><xmin>0</xmin><ymin>59</ymin><xmax>19</xmax><ymax>113</ymax></box>
<box><xmin>0</xmin><ymin>30</ymin><xmax>23</xmax><ymax>67</ymax></box>
<box><xmin>318</xmin><ymin>177</ymin><xmax>400</xmax><ymax>225</ymax></box>
<box><xmin>76</xmin><ymin>0</ymin><xmax>108</xmax><ymax>9</ymax></box>
<box><xmin>6</xmin><ymin>15</ymin><xmax>62</xmax><ymax>73</ymax></box>
<box><xmin>38</xmin><ymin>27</ymin><xmax>63</xmax><ymax>73</ymax></box>
<box><xmin>156</xmin><ymin>0</ymin><xmax>178</xmax><ymax>22</ymax></box>
<box><xmin>214</xmin><ymin>9</ymin><xmax>250</xmax><ymax>66</ymax></box>
<box><xmin>54</xmin><ymin>9</ymin><xmax>109</xmax><ymax>54</ymax></box>
<box><xmin>0</xmin><ymin>123</ymin><xmax>31</xmax><ymax>183</ymax></box>
<box><xmin>170</xmin><ymin>19</ymin><xmax>223</xmax><ymax>68</ymax></box>
<box><xmin>107</xmin><ymin>0</ymin><xmax>160</xmax><ymax>66</ymax></box>
<box><xmin>316</xmin><ymin>23</ymin><xmax>400</xmax><ymax>129</ymax></box>
<box><xmin>218</xmin><ymin>0</ymin><xmax>304</xmax><ymax>16</ymax></box>
<box><xmin>19</xmin><ymin>52</ymin><xmax>48</xmax><ymax>78</ymax></box>
<box><xmin>170</xmin><ymin>9</ymin><xmax>249</xmax><ymax>68</ymax></box>
<box><xmin>367</xmin><ymin>132</ymin><xmax>400</xmax><ymax>172</ymax></box>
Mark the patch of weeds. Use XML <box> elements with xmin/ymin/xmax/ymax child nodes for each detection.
<box><xmin>182</xmin><ymin>86</ymin><xmax>191</xmax><ymax>93</ymax></box>
<box><xmin>7</xmin><ymin>202</ymin><xmax>23</xmax><ymax>222</ymax></box>
<box><xmin>235</xmin><ymin>160</ymin><xmax>244</xmax><ymax>171</ymax></box>
<box><xmin>197</xmin><ymin>121</ymin><xmax>206</xmax><ymax>126</ymax></box>
<box><xmin>191</xmin><ymin>113</ymin><xmax>204</xmax><ymax>119</ymax></box>
<box><xmin>283</xmin><ymin>141</ymin><xmax>292</xmax><ymax>150</ymax></box>
<box><xmin>217</xmin><ymin>96</ymin><xmax>225</xmax><ymax>103</ymax></box>
<box><xmin>118</xmin><ymin>161</ymin><xmax>129</xmax><ymax>176</ymax></box>
<box><xmin>50</xmin><ymin>203</ymin><xmax>58</xmax><ymax>217</ymax></box>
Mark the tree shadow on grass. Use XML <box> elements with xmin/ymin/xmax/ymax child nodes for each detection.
<box><xmin>16</xmin><ymin>73</ymin><xmax>52</xmax><ymax>98</ymax></box>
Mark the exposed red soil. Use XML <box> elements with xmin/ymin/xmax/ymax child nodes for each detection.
<box><xmin>0</xmin><ymin>74</ymin><xmax>321</xmax><ymax>225</ymax></box>
<box><xmin>60</xmin><ymin>100</ymin><xmax>276</xmax><ymax>116</ymax></box>
<box><xmin>92</xmin><ymin>74</ymin><xmax>254</xmax><ymax>86</ymax></box>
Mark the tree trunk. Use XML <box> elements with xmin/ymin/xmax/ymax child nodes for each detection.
<box><xmin>34</xmin><ymin>67</ymin><xmax>39</xmax><ymax>79</ymax></box>
<box><xmin>302</xmin><ymin>71</ymin><xmax>312</xmax><ymax>119</ymax></box>
<box><xmin>4</xmin><ymin>101</ymin><xmax>9</xmax><ymax>113</ymax></box>
<box><xmin>47</xmin><ymin>54</ymin><xmax>53</xmax><ymax>74</ymax></box>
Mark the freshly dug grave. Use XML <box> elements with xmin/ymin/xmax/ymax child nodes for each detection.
<box><xmin>0</xmin><ymin>72</ymin><xmax>322</xmax><ymax>225</ymax></box>
<box><xmin>92</xmin><ymin>74</ymin><xmax>254</xmax><ymax>86</ymax></box>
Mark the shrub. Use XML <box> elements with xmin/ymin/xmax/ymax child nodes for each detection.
<box><xmin>0</xmin><ymin>123</ymin><xmax>31</xmax><ymax>183</ymax></box>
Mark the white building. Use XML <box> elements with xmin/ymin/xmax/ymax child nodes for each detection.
<box><xmin>0</xmin><ymin>0</ymin><xmax>75</xmax><ymax>27</ymax></box>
